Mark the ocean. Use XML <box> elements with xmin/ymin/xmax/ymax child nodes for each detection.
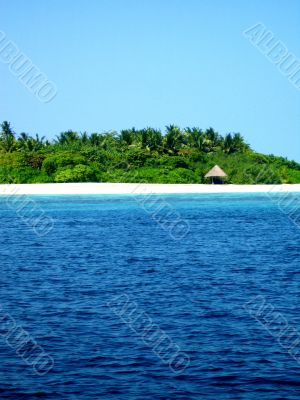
<box><xmin>0</xmin><ymin>193</ymin><xmax>300</xmax><ymax>399</ymax></box>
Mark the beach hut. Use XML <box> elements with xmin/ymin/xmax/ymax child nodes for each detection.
<box><xmin>205</xmin><ymin>165</ymin><xmax>227</xmax><ymax>184</ymax></box>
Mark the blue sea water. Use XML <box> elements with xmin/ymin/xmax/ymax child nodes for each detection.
<box><xmin>0</xmin><ymin>193</ymin><xmax>300</xmax><ymax>399</ymax></box>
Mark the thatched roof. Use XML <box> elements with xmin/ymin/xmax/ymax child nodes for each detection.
<box><xmin>205</xmin><ymin>165</ymin><xmax>227</xmax><ymax>178</ymax></box>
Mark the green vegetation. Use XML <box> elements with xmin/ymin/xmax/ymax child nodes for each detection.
<box><xmin>0</xmin><ymin>121</ymin><xmax>299</xmax><ymax>184</ymax></box>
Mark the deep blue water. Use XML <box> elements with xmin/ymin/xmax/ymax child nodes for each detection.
<box><xmin>1</xmin><ymin>193</ymin><xmax>300</xmax><ymax>399</ymax></box>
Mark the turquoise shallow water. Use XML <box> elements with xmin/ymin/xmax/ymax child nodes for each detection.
<box><xmin>0</xmin><ymin>193</ymin><xmax>300</xmax><ymax>399</ymax></box>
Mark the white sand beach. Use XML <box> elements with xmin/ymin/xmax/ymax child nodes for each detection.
<box><xmin>0</xmin><ymin>183</ymin><xmax>300</xmax><ymax>195</ymax></box>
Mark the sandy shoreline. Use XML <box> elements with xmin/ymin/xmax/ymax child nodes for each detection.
<box><xmin>0</xmin><ymin>182</ymin><xmax>300</xmax><ymax>195</ymax></box>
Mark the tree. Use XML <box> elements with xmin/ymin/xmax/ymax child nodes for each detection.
<box><xmin>18</xmin><ymin>133</ymin><xmax>46</xmax><ymax>152</ymax></box>
<box><xmin>55</xmin><ymin>130</ymin><xmax>80</xmax><ymax>145</ymax></box>
<box><xmin>120</xmin><ymin>128</ymin><xmax>136</xmax><ymax>146</ymax></box>
<box><xmin>163</xmin><ymin>125</ymin><xmax>185</xmax><ymax>154</ymax></box>
<box><xmin>204</xmin><ymin>128</ymin><xmax>222</xmax><ymax>152</ymax></box>
<box><xmin>184</xmin><ymin>127</ymin><xmax>213</xmax><ymax>152</ymax></box>
<box><xmin>0</xmin><ymin>121</ymin><xmax>16</xmax><ymax>152</ymax></box>
<box><xmin>89</xmin><ymin>133</ymin><xmax>102</xmax><ymax>146</ymax></box>
<box><xmin>223</xmin><ymin>133</ymin><xmax>250</xmax><ymax>154</ymax></box>
<box><xmin>80</xmin><ymin>132</ymin><xmax>89</xmax><ymax>144</ymax></box>
<box><xmin>0</xmin><ymin>120</ymin><xmax>299</xmax><ymax>184</ymax></box>
<box><xmin>231</xmin><ymin>133</ymin><xmax>250</xmax><ymax>153</ymax></box>
<box><xmin>141</xmin><ymin>128</ymin><xmax>162</xmax><ymax>152</ymax></box>
<box><xmin>54</xmin><ymin>164</ymin><xmax>95</xmax><ymax>182</ymax></box>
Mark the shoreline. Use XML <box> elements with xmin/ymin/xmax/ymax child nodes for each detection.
<box><xmin>1</xmin><ymin>182</ymin><xmax>300</xmax><ymax>195</ymax></box>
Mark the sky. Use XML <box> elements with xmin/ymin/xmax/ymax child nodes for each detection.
<box><xmin>0</xmin><ymin>0</ymin><xmax>299</xmax><ymax>161</ymax></box>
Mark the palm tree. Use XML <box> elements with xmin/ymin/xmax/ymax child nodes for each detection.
<box><xmin>231</xmin><ymin>133</ymin><xmax>250</xmax><ymax>153</ymax></box>
<box><xmin>80</xmin><ymin>132</ymin><xmax>89</xmax><ymax>144</ymax></box>
<box><xmin>141</xmin><ymin>127</ymin><xmax>162</xmax><ymax>151</ymax></box>
<box><xmin>203</xmin><ymin>128</ymin><xmax>222</xmax><ymax>152</ymax></box>
<box><xmin>223</xmin><ymin>133</ymin><xmax>234</xmax><ymax>154</ymax></box>
<box><xmin>18</xmin><ymin>133</ymin><xmax>46</xmax><ymax>152</ymax></box>
<box><xmin>100</xmin><ymin>131</ymin><xmax>118</xmax><ymax>150</ymax></box>
<box><xmin>55</xmin><ymin>130</ymin><xmax>80</xmax><ymax>145</ymax></box>
<box><xmin>0</xmin><ymin>121</ymin><xmax>16</xmax><ymax>152</ymax></box>
<box><xmin>120</xmin><ymin>128</ymin><xmax>136</xmax><ymax>146</ymax></box>
<box><xmin>163</xmin><ymin>125</ymin><xmax>185</xmax><ymax>154</ymax></box>
<box><xmin>184</xmin><ymin>127</ymin><xmax>205</xmax><ymax>151</ymax></box>
<box><xmin>223</xmin><ymin>133</ymin><xmax>250</xmax><ymax>154</ymax></box>
<box><xmin>89</xmin><ymin>133</ymin><xmax>102</xmax><ymax>146</ymax></box>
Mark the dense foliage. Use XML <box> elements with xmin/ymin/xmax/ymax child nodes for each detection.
<box><xmin>0</xmin><ymin>121</ymin><xmax>299</xmax><ymax>184</ymax></box>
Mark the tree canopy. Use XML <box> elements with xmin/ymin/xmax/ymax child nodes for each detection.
<box><xmin>0</xmin><ymin>121</ymin><xmax>299</xmax><ymax>184</ymax></box>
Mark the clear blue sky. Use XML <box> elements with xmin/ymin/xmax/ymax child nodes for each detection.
<box><xmin>1</xmin><ymin>0</ymin><xmax>299</xmax><ymax>161</ymax></box>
